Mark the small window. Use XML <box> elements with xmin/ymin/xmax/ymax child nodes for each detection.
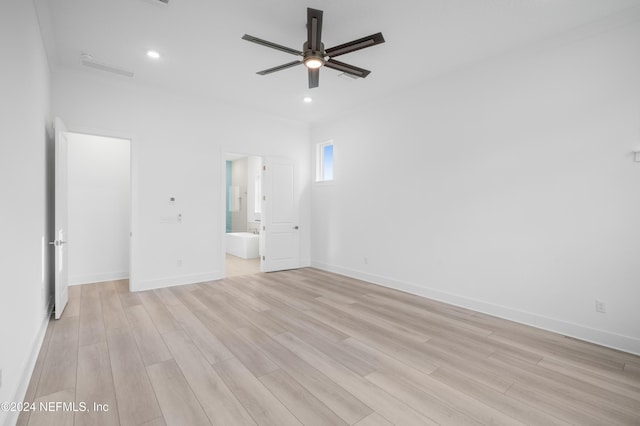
<box><xmin>316</xmin><ymin>141</ymin><xmax>334</xmax><ymax>182</ymax></box>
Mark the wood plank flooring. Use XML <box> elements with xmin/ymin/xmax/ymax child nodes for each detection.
<box><xmin>17</xmin><ymin>268</ymin><xmax>640</xmax><ymax>425</ymax></box>
<box><xmin>226</xmin><ymin>254</ymin><xmax>260</xmax><ymax>277</ymax></box>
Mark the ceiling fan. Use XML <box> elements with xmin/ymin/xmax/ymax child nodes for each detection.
<box><xmin>242</xmin><ymin>7</ymin><xmax>385</xmax><ymax>89</ymax></box>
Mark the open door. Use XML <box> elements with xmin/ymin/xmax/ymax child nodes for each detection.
<box><xmin>261</xmin><ymin>157</ymin><xmax>301</xmax><ymax>272</ymax></box>
<box><xmin>52</xmin><ymin>117</ymin><xmax>69</xmax><ymax>319</ymax></box>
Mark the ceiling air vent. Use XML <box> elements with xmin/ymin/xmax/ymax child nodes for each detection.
<box><xmin>337</xmin><ymin>72</ymin><xmax>359</xmax><ymax>81</ymax></box>
<box><xmin>142</xmin><ymin>0</ymin><xmax>168</xmax><ymax>6</ymax></box>
<box><xmin>80</xmin><ymin>53</ymin><xmax>134</xmax><ymax>78</ymax></box>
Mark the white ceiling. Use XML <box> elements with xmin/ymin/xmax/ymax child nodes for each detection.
<box><xmin>35</xmin><ymin>0</ymin><xmax>640</xmax><ymax>124</ymax></box>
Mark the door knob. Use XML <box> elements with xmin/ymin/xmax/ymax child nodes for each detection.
<box><xmin>293</xmin><ymin>226</ymin><xmax>299</xmax><ymax>230</ymax></box>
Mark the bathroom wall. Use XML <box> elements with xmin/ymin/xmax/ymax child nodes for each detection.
<box><xmin>247</xmin><ymin>156</ymin><xmax>262</xmax><ymax>224</ymax></box>
<box><xmin>227</xmin><ymin>155</ymin><xmax>263</xmax><ymax>233</ymax></box>
<box><xmin>230</xmin><ymin>157</ymin><xmax>248</xmax><ymax>232</ymax></box>
<box><xmin>226</xmin><ymin>161</ymin><xmax>232</xmax><ymax>232</ymax></box>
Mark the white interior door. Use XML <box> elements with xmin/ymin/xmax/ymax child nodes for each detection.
<box><xmin>53</xmin><ymin>117</ymin><xmax>69</xmax><ymax>319</ymax></box>
<box><xmin>261</xmin><ymin>157</ymin><xmax>300</xmax><ymax>272</ymax></box>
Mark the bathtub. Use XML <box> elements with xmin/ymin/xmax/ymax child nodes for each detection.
<box><xmin>226</xmin><ymin>232</ymin><xmax>260</xmax><ymax>259</ymax></box>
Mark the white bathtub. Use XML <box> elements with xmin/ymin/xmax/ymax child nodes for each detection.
<box><xmin>226</xmin><ymin>232</ymin><xmax>260</xmax><ymax>259</ymax></box>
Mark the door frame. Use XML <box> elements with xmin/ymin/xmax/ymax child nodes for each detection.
<box><xmin>53</xmin><ymin>117</ymin><xmax>69</xmax><ymax>319</ymax></box>
<box><xmin>221</xmin><ymin>151</ymin><xmax>264</xmax><ymax>277</ymax></box>
<box><xmin>57</xmin><ymin>125</ymin><xmax>137</xmax><ymax>290</ymax></box>
<box><xmin>221</xmin><ymin>151</ymin><xmax>305</xmax><ymax>276</ymax></box>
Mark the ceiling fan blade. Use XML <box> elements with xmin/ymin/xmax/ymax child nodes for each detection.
<box><xmin>308</xmin><ymin>68</ymin><xmax>319</xmax><ymax>88</ymax></box>
<box><xmin>257</xmin><ymin>61</ymin><xmax>303</xmax><ymax>75</ymax></box>
<box><xmin>325</xmin><ymin>59</ymin><xmax>371</xmax><ymax>78</ymax></box>
<box><xmin>325</xmin><ymin>32</ymin><xmax>385</xmax><ymax>58</ymax></box>
<box><xmin>242</xmin><ymin>34</ymin><xmax>302</xmax><ymax>56</ymax></box>
<box><xmin>307</xmin><ymin>8</ymin><xmax>324</xmax><ymax>51</ymax></box>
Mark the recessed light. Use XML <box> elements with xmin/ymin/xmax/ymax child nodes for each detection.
<box><xmin>303</xmin><ymin>96</ymin><xmax>313</xmax><ymax>103</ymax></box>
<box><xmin>146</xmin><ymin>50</ymin><xmax>160</xmax><ymax>59</ymax></box>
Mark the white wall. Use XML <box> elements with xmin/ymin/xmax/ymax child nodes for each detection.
<box><xmin>247</xmin><ymin>156</ymin><xmax>262</xmax><ymax>223</ymax></box>
<box><xmin>0</xmin><ymin>0</ymin><xmax>52</xmax><ymax>424</ymax></box>
<box><xmin>310</xmin><ymin>17</ymin><xmax>640</xmax><ymax>354</ymax></box>
<box><xmin>67</xmin><ymin>133</ymin><xmax>130</xmax><ymax>285</ymax></box>
<box><xmin>52</xmin><ymin>70</ymin><xmax>310</xmax><ymax>291</ymax></box>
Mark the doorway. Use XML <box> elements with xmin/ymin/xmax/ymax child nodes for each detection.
<box><xmin>225</xmin><ymin>153</ymin><xmax>262</xmax><ymax>277</ymax></box>
<box><xmin>66</xmin><ymin>132</ymin><xmax>131</xmax><ymax>285</ymax></box>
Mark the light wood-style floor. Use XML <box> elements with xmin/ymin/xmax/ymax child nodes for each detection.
<box><xmin>18</xmin><ymin>268</ymin><xmax>640</xmax><ymax>425</ymax></box>
<box><xmin>226</xmin><ymin>254</ymin><xmax>261</xmax><ymax>277</ymax></box>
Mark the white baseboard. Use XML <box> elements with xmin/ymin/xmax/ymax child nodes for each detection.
<box><xmin>69</xmin><ymin>271</ymin><xmax>129</xmax><ymax>286</ymax></box>
<box><xmin>3</xmin><ymin>307</ymin><xmax>52</xmax><ymax>426</ymax></box>
<box><xmin>311</xmin><ymin>261</ymin><xmax>640</xmax><ymax>356</ymax></box>
<box><xmin>298</xmin><ymin>258</ymin><xmax>311</xmax><ymax>268</ymax></box>
<box><xmin>132</xmin><ymin>270</ymin><xmax>223</xmax><ymax>292</ymax></box>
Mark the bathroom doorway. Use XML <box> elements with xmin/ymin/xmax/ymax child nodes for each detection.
<box><xmin>225</xmin><ymin>153</ymin><xmax>262</xmax><ymax>277</ymax></box>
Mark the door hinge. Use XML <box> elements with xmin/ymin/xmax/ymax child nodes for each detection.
<box><xmin>263</xmin><ymin>165</ymin><xmax>266</xmax><ymax>171</ymax></box>
<box><xmin>262</xmin><ymin>225</ymin><xmax>265</xmax><ymax>231</ymax></box>
<box><xmin>262</xmin><ymin>255</ymin><xmax>265</xmax><ymax>261</ymax></box>
<box><xmin>263</xmin><ymin>196</ymin><xmax>266</xmax><ymax>201</ymax></box>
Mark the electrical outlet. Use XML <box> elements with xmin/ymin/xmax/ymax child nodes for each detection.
<box><xmin>177</xmin><ymin>260</ymin><xmax>182</xmax><ymax>267</ymax></box>
<box><xmin>595</xmin><ymin>300</ymin><xmax>607</xmax><ymax>313</ymax></box>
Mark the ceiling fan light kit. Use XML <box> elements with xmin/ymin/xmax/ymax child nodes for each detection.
<box><xmin>242</xmin><ymin>7</ymin><xmax>384</xmax><ymax>88</ymax></box>
<box><xmin>303</xmin><ymin>43</ymin><xmax>325</xmax><ymax>69</ymax></box>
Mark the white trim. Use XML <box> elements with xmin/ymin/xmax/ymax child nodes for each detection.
<box><xmin>68</xmin><ymin>271</ymin><xmax>129</xmax><ymax>286</ymax></box>
<box><xmin>134</xmin><ymin>271</ymin><xmax>223</xmax><ymax>292</ymax></box>
<box><xmin>311</xmin><ymin>261</ymin><xmax>640</xmax><ymax>356</ymax></box>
